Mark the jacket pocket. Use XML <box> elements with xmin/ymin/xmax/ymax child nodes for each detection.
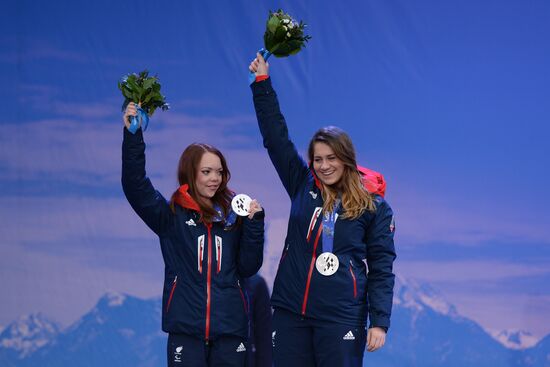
<box><xmin>349</xmin><ymin>261</ymin><xmax>357</xmax><ymax>299</ymax></box>
<box><xmin>166</xmin><ymin>275</ymin><xmax>178</xmax><ymax>313</ymax></box>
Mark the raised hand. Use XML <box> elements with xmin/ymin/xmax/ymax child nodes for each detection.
<box><xmin>249</xmin><ymin>52</ymin><xmax>269</xmax><ymax>77</ymax></box>
<box><xmin>123</xmin><ymin>102</ymin><xmax>139</xmax><ymax>129</ymax></box>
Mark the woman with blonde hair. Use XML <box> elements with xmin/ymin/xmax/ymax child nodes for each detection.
<box><xmin>249</xmin><ymin>54</ymin><xmax>396</xmax><ymax>367</ymax></box>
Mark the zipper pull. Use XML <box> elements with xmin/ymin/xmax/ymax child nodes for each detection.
<box><xmin>173</xmin><ymin>275</ymin><xmax>178</xmax><ymax>283</ymax></box>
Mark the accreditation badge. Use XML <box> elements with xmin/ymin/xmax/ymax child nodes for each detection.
<box><xmin>316</xmin><ymin>252</ymin><xmax>339</xmax><ymax>276</ymax></box>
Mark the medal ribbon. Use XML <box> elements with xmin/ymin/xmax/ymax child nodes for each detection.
<box><xmin>322</xmin><ymin>199</ymin><xmax>341</xmax><ymax>253</ymax></box>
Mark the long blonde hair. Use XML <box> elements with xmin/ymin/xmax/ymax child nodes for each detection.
<box><xmin>308</xmin><ymin>126</ymin><xmax>376</xmax><ymax>219</ymax></box>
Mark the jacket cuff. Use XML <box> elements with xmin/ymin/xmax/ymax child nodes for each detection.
<box><xmin>247</xmin><ymin>209</ymin><xmax>265</xmax><ymax>221</ymax></box>
<box><xmin>123</xmin><ymin>126</ymin><xmax>143</xmax><ymax>141</ymax></box>
<box><xmin>369</xmin><ymin>315</ymin><xmax>390</xmax><ymax>331</ymax></box>
<box><xmin>255</xmin><ymin>75</ymin><xmax>269</xmax><ymax>82</ymax></box>
<box><xmin>250</xmin><ymin>77</ymin><xmax>274</xmax><ymax>96</ymax></box>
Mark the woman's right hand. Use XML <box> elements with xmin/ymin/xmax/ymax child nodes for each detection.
<box><xmin>123</xmin><ymin>102</ymin><xmax>138</xmax><ymax>129</ymax></box>
<box><xmin>249</xmin><ymin>52</ymin><xmax>269</xmax><ymax>77</ymax></box>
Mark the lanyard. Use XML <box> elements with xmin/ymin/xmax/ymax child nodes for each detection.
<box><xmin>322</xmin><ymin>199</ymin><xmax>341</xmax><ymax>253</ymax></box>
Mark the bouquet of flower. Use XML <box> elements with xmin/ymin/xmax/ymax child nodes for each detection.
<box><xmin>264</xmin><ymin>9</ymin><xmax>311</xmax><ymax>57</ymax></box>
<box><xmin>118</xmin><ymin>70</ymin><xmax>169</xmax><ymax>133</ymax></box>
<box><xmin>249</xmin><ymin>9</ymin><xmax>311</xmax><ymax>84</ymax></box>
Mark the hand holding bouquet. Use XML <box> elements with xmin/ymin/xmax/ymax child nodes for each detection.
<box><xmin>118</xmin><ymin>70</ymin><xmax>169</xmax><ymax>134</ymax></box>
<box><xmin>248</xmin><ymin>9</ymin><xmax>311</xmax><ymax>84</ymax></box>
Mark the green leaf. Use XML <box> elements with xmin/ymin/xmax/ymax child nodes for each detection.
<box><xmin>143</xmin><ymin>77</ymin><xmax>155</xmax><ymax>90</ymax></box>
<box><xmin>121</xmin><ymin>88</ymin><xmax>133</xmax><ymax>99</ymax></box>
<box><xmin>267</xmin><ymin>15</ymin><xmax>279</xmax><ymax>33</ymax></box>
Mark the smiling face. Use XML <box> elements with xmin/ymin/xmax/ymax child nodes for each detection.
<box><xmin>312</xmin><ymin>142</ymin><xmax>345</xmax><ymax>187</ymax></box>
<box><xmin>195</xmin><ymin>152</ymin><xmax>223</xmax><ymax>203</ymax></box>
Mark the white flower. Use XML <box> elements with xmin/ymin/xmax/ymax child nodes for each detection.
<box><xmin>287</xmin><ymin>32</ymin><xmax>291</xmax><ymax>38</ymax></box>
<box><xmin>282</xmin><ymin>19</ymin><xmax>290</xmax><ymax>24</ymax></box>
<box><xmin>288</xmin><ymin>22</ymin><xmax>294</xmax><ymax>29</ymax></box>
<box><xmin>283</xmin><ymin>25</ymin><xmax>288</xmax><ymax>31</ymax></box>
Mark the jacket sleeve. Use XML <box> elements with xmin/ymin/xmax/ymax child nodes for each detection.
<box><xmin>251</xmin><ymin>78</ymin><xmax>310</xmax><ymax>198</ymax></box>
<box><xmin>121</xmin><ymin>127</ymin><xmax>171</xmax><ymax>235</ymax></box>
<box><xmin>236</xmin><ymin>211</ymin><xmax>265</xmax><ymax>278</ymax></box>
<box><xmin>365</xmin><ymin>197</ymin><xmax>396</xmax><ymax>330</ymax></box>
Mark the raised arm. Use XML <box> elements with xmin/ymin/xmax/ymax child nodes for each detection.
<box><xmin>249</xmin><ymin>54</ymin><xmax>310</xmax><ymax>198</ymax></box>
<box><xmin>121</xmin><ymin>102</ymin><xmax>171</xmax><ymax>235</ymax></box>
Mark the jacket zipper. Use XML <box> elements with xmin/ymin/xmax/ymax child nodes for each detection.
<box><xmin>349</xmin><ymin>261</ymin><xmax>357</xmax><ymax>298</ymax></box>
<box><xmin>301</xmin><ymin>223</ymin><xmax>323</xmax><ymax>316</ymax></box>
<box><xmin>237</xmin><ymin>280</ymin><xmax>248</xmax><ymax>313</ymax></box>
<box><xmin>279</xmin><ymin>242</ymin><xmax>290</xmax><ymax>264</ymax></box>
<box><xmin>205</xmin><ymin>223</ymin><xmax>213</xmax><ymax>343</ymax></box>
<box><xmin>166</xmin><ymin>275</ymin><xmax>178</xmax><ymax>313</ymax></box>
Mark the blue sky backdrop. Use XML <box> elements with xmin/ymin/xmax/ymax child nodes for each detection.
<box><xmin>1</xmin><ymin>0</ymin><xmax>549</xmax><ymax>338</ymax></box>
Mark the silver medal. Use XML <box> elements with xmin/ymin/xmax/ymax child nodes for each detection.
<box><xmin>231</xmin><ymin>194</ymin><xmax>252</xmax><ymax>217</ymax></box>
<box><xmin>316</xmin><ymin>252</ymin><xmax>339</xmax><ymax>276</ymax></box>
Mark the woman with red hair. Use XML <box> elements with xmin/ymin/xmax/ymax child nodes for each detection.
<box><xmin>121</xmin><ymin>102</ymin><xmax>265</xmax><ymax>366</ymax></box>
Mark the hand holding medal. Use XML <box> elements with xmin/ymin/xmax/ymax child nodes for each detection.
<box><xmin>231</xmin><ymin>194</ymin><xmax>263</xmax><ymax>219</ymax></box>
<box><xmin>118</xmin><ymin>70</ymin><xmax>169</xmax><ymax>134</ymax></box>
<box><xmin>248</xmin><ymin>9</ymin><xmax>311</xmax><ymax>84</ymax></box>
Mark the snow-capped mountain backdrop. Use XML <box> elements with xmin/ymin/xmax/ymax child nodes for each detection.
<box><xmin>493</xmin><ymin>330</ymin><xmax>540</xmax><ymax>350</ymax></box>
<box><xmin>0</xmin><ymin>292</ymin><xmax>165</xmax><ymax>367</ymax></box>
<box><xmin>0</xmin><ymin>278</ymin><xmax>548</xmax><ymax>367</ymax></box>
<box><xmin>0</xmin><ymin>313</ymin><xmax>59</xmax><ymax>362</ymax></box>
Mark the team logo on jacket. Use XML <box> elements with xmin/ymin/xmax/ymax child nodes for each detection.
<box><xmin>316</xmin><ymin>252</ymin><xmax>339</xmax><ymax>276</ymax></box>
<box><xmin>389</xmin><ymin>216</ymin><xmax>396</xmax><ymax>233</ymax></box>
<box><xmin>185</xmin><ymin>218</ymin><xmax>196</xmax><ymax>226</ymax></box>
<box><xmin>173</xmin><ymin>345</ymin><xmax>183</xmax><ymax>362</ymax></box>
<box><xmin>309</xmin><ymin>191</ymin><xmax>318</xmax><ymax>199</ymax></box>
<box><xmin>236</xmin><ymin>342</ymin><xmax>246</xmax><ymax>352</ymax></box>
<box><xmin>306</xmin><ymin>207</ymin><xmax>323</xmax><ymax>242</ymax></box>
<box><xmin>197</xmin><ymin>235</ymin><xmax>205</xmax><ymax>273</ymax></box>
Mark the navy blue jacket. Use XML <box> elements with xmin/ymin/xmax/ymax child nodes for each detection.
<box><xmin>251</xmin><ymin>78</ymin><xmax>396</xmax><ymax>330</ymax></box>
<box><xmin>122</xmin><ymin>127</ymin><xmax>265</xmax><ymax>340</ymax></box>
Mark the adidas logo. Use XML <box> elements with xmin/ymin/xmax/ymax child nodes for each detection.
<box><xmin>343</xmin><ymin>331</ymin><xmax>355</xmax><ymax>340</ymax></box>
<box><xmin>309</xmin><ymin>191</ymin><xmax>318</xmax><ymax>199</ymax></box>
<box><xmin>185</xmin><ymin>219</ymin><xmax>196</xmax><ymax>226</ymax></box>
<box><xmin>236</xmin><ymin>342</ymin><xmax>246</xmax><ymax>352</ymax></box>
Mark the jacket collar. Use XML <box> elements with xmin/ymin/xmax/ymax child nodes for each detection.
<box><xmin>174</xmin><ymin>184</ymin><xmax>201</xmax><ymax>212</ymax></box>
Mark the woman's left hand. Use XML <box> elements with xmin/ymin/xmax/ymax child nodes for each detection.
<box><xmin>366</xmin><ymin>327</ymin><xmax>386</xmax><ymax>352</ymax></box>
<box><xmin>248</xmin><ymin>199</ymin><xmax>263</xmax><ymax>219</ymax></box>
